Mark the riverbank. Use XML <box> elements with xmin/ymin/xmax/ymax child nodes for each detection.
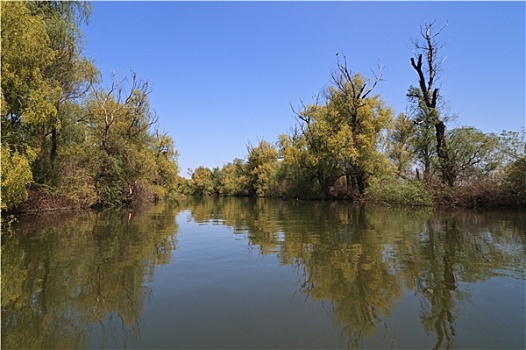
<box><xmin>5</xmin><ymin>183</ymin><xmax>523</xmax><ymax>217</ymax></box>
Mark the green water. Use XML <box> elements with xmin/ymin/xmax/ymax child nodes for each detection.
<box><xmin>2</xmin><ymin>198</ymin><xmax>525</xmax><ymax>349</ymax></box>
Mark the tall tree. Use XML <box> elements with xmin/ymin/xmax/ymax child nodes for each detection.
<box><xmin>1</xmin><ymin>1</ymin><xmax>97</xmax><ymax>210</ymax></box>
<box><xmin>28</xmin><ymin>1</ymin><xmax>98</xmax><ymax>165</ymax></box>
<box><xmin>83</xmin><ymin>73</ymin><xmax>179</xmax><ymax>205</ymax></box>
<box><xmin>409</xmin><ymin>21</ymin><xmax>455</xmax><ymax>186</ymax></box>
<box><xmin>245</xmin><ymin>140</ymin><xmax>279</xmax><ymax>197</ymax></box>
<box><xmin>1</xmin><ymin>1</ymin><xmax>56</xmax><ymax>210</ymax></box>
<box><xmin>289</xmin><ymin>57</ymin><xmax>392</xmax><ymax>198</ymax></box>
<box><xmin>387</xmin><ymin>113</ymin><xmax>416</xmax><ymax>179</ymax></box>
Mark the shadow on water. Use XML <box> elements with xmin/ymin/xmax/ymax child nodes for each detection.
<box><xmin>2</xmin><ymin>197</ymin><xmax>525</xmax><ymax>349</ymax></box>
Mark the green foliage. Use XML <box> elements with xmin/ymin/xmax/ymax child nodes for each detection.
<box><xmin>504</xmin><ymin>155</ymin><xmax>526</xmax><ymax>201</ymax></box>
<box><xmin>2</xmin><ymin>6</ymin><xmax>521</xmax><ymax>210</ymax></box>
<box><xmin>387</xmin><ymin>113</ymin><xmax>416</xmax><ymax>178</ymax></box>
<box><xmin>282</xmin><ymin>62</ymin><xmax>392</xmax><ymax>198</ymax></box>
<box><xmin>1</xmin><ymin>1</ymin><xmax>57</xmax><ymax>128</ymax></box>
<box><xmin>1</xmin><ymin>1</ymin><xmax>98</xmax><ymax>184</ymax></box>
<box><xmin>215</xmin><ymin>159</ymin><xmax>250</xmax><ymax>196</ymax></box>
<box><xmin>1</xmin><ymin>143</ymin><xmax>36</xmax><ymax>211</ymax></box>
<box><xmin>148</xmin><ymin>132</ymin><xmax>181</xmax><ymax>199</ymax></box>
<box><xmin>276</xmin><ymin>132</ymin><xmax>321</xmax><ymax>199</ymax></box>
<box><xmin>218</xmin><ymin>168</ymin><xmax>246</xmax><ymax>197</ymax></box>
<box><xmin>499</xmin><ymin>130</ymin><xmax>526</xmax><ymax>205</ymax></box>
<box><xmin>94</xmin><ymin>153</ymin><xmax>128</xmax><ymax>206</ymax></box>
<box><xmin>54</xmin><ymin>143</ymin><xmax>98</xmax><ymax>207</ymax></box>
<box><xmin>1</xmin><ymin>1</ymin><xmax>179</xmax><ymax>211</ymax></box>
<box><xmin>365</xmin><ymin>175</ymin><xmax>432</xmax><ymax>206</ymax></box>
<box><xmin>190</xmin><ymin>166</ymin><xmax>215</xmax><ymax>196</ymax></box>
<box><xmin>245</xmin><ymin>140</ymin><xmax>279</xmax><ymax>197</ymax></box>
<box><xmin>447</xmin><ymin>127</ymin><xmax>501</xmax><ymax>183</ymax></box>
<box><xmin>83</xmin><ymin>75</ymin><xmax>180</xmax><ymax>205</ymax></box>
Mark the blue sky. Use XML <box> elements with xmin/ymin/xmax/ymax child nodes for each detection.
<box><xmin>81</xmin><ymin>1</ymin><xmax>525</xmax><ymax>176</ymax></box>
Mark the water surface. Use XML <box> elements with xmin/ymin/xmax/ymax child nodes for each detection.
<box><xmin>2</xmin><ymin>198</ymin><xmax>525</xmax><ymax>349</ymax></box>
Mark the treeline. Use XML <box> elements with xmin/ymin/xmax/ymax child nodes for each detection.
<box><xmin>2</xmin><ymin>3</ymin><xmax>524</xmax><ymax>212</ymax></box>
<box><xmin>184</xmin><ymin>24</ymin><xmax>525</xmax><ymax>207</ymax></box>
<box><xmin>1</xmin><ymin>1</ymin><xmax>182</xmax><ymax>212</ymax></box>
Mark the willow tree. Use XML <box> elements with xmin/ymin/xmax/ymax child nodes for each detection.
<box><xmin>287</xmin><ymin>57</ymin><xmax>392</xmax><ymax>198</ymax></box>
<box><xmin>1</xmin><ymin>1</ymin><xmax>56</xmax><ymax>210</ymax></box>
<box><xmin>387</xmin><ymin>113</ymin><xmax>417</xmax><ymax>179</ymax></box>
<box><xmin>409</xmin><ymin>21</ymin><xmax>455</xmax><ymax>186</ymax></box>
<box><xmin>245</xmin><ymin>140</ymin><xmax>279</xmax><ymax>197</ymax></box>
<box><xmin>1</xmin><ymin>1</ymin><xmax>97</xmax><ymax>210</ymax></box>
<box><xmin>1</xmin><ymin>2</ymin><xmax>96</xmax><ymax>179</ymax></box>
<box><xmin>83</xmin><ymin>74</ymin><xmax>179</xmax><ymax>205</ymax></box>
<box><xmin>26</xmin><ymin>1</ymin><xmax>98</xmax><ymax>166</ymax></box>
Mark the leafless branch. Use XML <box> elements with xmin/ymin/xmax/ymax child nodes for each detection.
<box><xmin>290</xmin><ymin>98</ymin><xmax>314</xmax><ymax>125</ymax></box>
<box><xmin>333</xmin><ymin>54</ymin><xmax>383</xmax><ymax>101</ymax></box>
<box><xmin>362</xmin><ymin>63</ymin><xmax>384</xmax><ymax>99</ymax></box>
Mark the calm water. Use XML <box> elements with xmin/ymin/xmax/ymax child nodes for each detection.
<box><xmin>2</xmin><ymin>198</ymin><xmax>525</xmax><ymax>349</ymax></box>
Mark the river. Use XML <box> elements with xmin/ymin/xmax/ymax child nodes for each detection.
<box><xmin>2</xmin><ymin>197</ymin><xmax>525</xmax><ymax>349</ymax></box>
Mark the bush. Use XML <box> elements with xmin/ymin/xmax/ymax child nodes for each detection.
<box><xmin>1</xmin><ymin>144</ymin><xmax>36</xmax><ymax>211</ymax></box>
<box><xmin>365</xmin><ymin>176</ymin><xmax>432</xmax><ymax>206</ymax></box>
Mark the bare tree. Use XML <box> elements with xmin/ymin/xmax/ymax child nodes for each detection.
<box><xmin>410</xmin><ymin>21</ymin><xmax>455</xmax><ymax>186</ymax></box>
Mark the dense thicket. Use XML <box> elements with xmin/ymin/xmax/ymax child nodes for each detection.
<box><xmin>1</xmin><ymin>1</ymin><xmax>181</xmax><ymax>212</ymax></box>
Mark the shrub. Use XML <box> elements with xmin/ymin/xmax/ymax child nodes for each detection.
<box><xmin>1</xmin><ymin>144</ymin><xmax>36</xmax><ymax>211</ymax></box>
<box><xmin>365</xmin><ymin>176</ymin><xmax>432</xmax><ymax>206</ymax></box>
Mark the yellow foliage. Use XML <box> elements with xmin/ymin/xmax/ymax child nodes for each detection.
<box><xmin>1</xmin><ymin>2</ymin><xmax>58</xmax><ymax>124</ymax></box>
<box><xmin>1</xmin><ymin>143</ymin><xmax>36</xmax><ymax>211</ymax></box>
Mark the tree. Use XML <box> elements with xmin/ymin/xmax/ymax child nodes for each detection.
<box><xmin>27</xmin><ymin>1</ymin><xmax>97</xmax><ymax>167</ymax></box>
<box><xmin>276</xmin><ymin>131</ymin><xmax>319</xmax><ymax>199</ymax></box>
<box><xmin>387</xmin><ymin>113</ymin><xmax>416</xmax><ymax>179</ymax></box>
<box><xmin>1</xmin><ymin>2</ymin><xmax>179</xmax><ymax>210</ymax></box>
<box><xmin>148</xmin><ymin>129</ymin><xmax>181</xmax><ymax>199</ymax></box>
<box><xmin>406</xmin><ymin>87</ymin><xmax>438</xmax><ymax>181</ymax></box>
<box><xmin>498</xmin><ymin>130</ymin><xmax>526</xmax><ymax>205</ymax></box>
<box><xmin>447</xmin><ymin>127</ymin><xmax>501</xmax><ymax>184</ymax></box>
<box><xmin>1</xmin><ymin>2</ymin><xmax>57</xmax><ymax>211</ymax></box>
<box><xmin>1</xmin><ymin>1</ymin><xmax>57</xmax><ymax>142</ymax></box>
<box><xmin>409</xmin><ymin>21</ymin><xmax>455</xmax><ymax>186</ymax></box>
<box><xmin>288</xmin><ymin>57</ymin><xmax>392</xmax><ymax>198</ymax></box>
<box><xmin>83</xmin><ymin>73</ymin><xmax>179</xmax><ymax>205</ymax></box>
<box><xmin>1</xmin><ymin>1</ymin><xmax>97</xmax><ymax>184</ymax></box>
<box><xmin>190</xmin><ymin>167</ymin><xmax>215</xmax><ymax>196</ymax></box>
<box><xmin>217</xmin><ymin>159</ymin><xmax>250</xmax><ymax>196</ymax></box>
<box><xmin>1</xmin><ymin>1</ymin><xmax>98</xmax><ymax>210</ymax></box>
<box><xmin>245</xmin><ymin>140</ymin><xmax>279</xmax><ymax>197</ymax></box>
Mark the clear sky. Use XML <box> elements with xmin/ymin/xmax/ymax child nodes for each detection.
<box><xmin>81</xmin><ymin>1</ymin><xmax>525</xmax><ymax>177</ymax></box>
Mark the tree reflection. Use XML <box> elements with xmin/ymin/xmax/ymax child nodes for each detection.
<box><xmin>1</xmin><ymin>202</ymin><xmax>180</xmax><ymax>349</ymax></box>
<box><xmin>183</xmin><ymin>198</ymin><xmax>525</xmax><ymax>349</ymax></box>
<box><xmin>3</xmin><ymin>199</ymin><xmax>523</xmax><ymax>349</ymax></box>
<box><xmin>410</xmin><ymin>212</ymin><xmax>525</xmax><ymax>349</ymax></box>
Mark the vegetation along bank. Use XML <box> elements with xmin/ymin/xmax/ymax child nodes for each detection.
<box><xmin>2</xmin><ymin>2</ymin><xmax>524</xmax><ymax>215</ymax></box>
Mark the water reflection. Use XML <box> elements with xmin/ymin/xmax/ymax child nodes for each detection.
<box><xmin>2</xmin><ymin>198</ymin><xmax>525</xmax><ymax>349</ymax></box>
<box><xmin>2</xmin><ymin>202</ymin><xmax>179</xmax><ymax>349</ymax></box>
<box><xmin>184</xmin><ymin>198</ymin><xmax>525</xmax><ymax>348</ymax></box>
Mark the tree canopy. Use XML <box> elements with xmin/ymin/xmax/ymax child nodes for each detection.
<box><xmin>1</xmin><ymin>1</ymin><xmax>180</xmax><ymax>212</ymax></box>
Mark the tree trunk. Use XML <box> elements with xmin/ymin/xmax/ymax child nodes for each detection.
<box><xmin>356</xmin><ymin>173</ymin><xmax>366</xmax><ymax>196</ymax></box>
<box><xmin>50</xmin><ymin>126</ymin><xmax>57</xmax><ymax>163</ymax></box>
<box><xmin>410</xmin><ymin>26</ymin><xmax>455</xmax><ymax>187</ymax></box>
